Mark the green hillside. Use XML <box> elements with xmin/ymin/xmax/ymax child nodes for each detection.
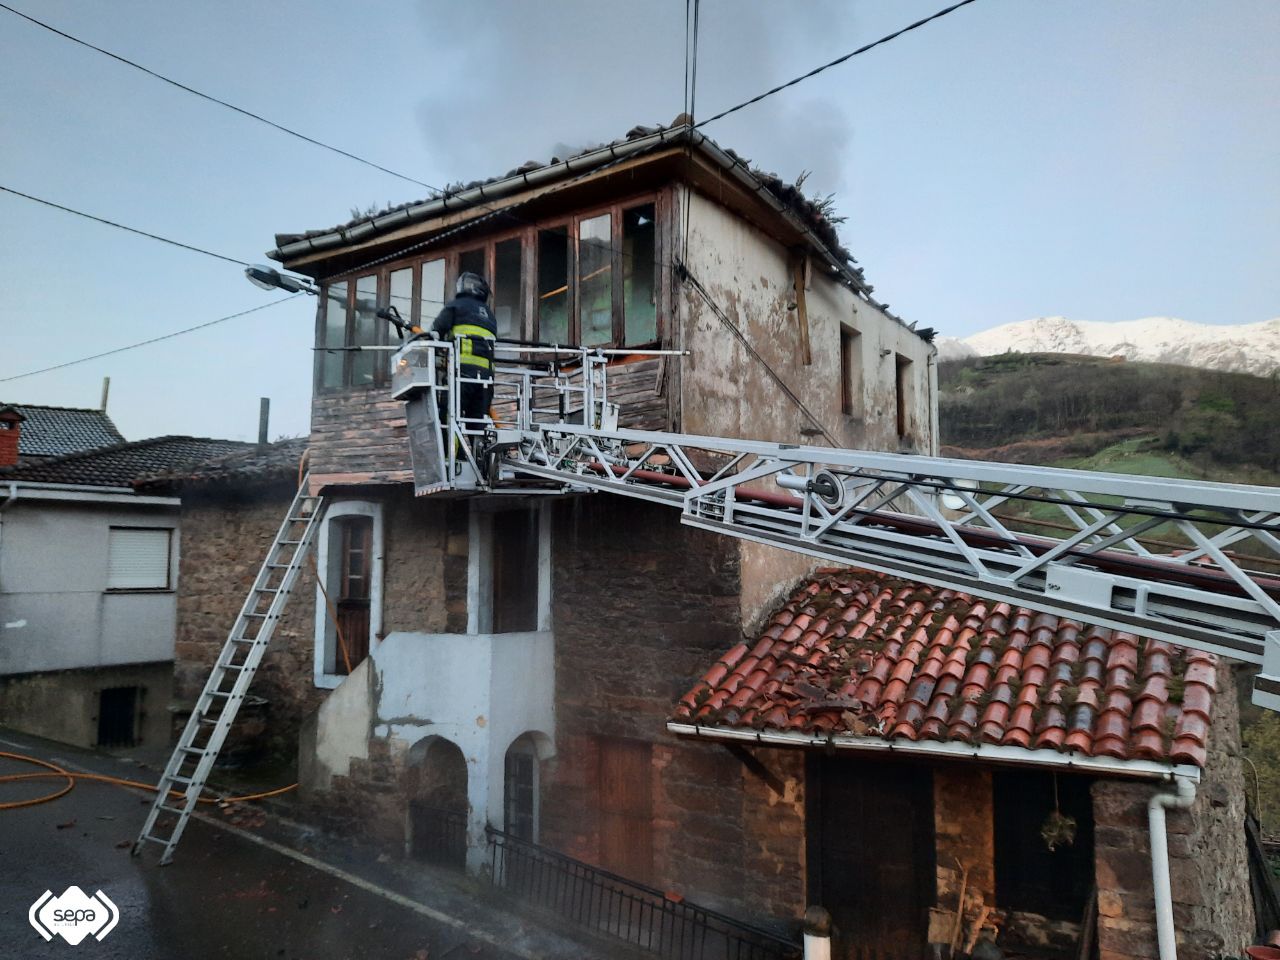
<box><xmin>940</xmin><ymin>352</ymin><xmax>1280</xmax><ymax>827</ymax></box>
<box><xmin>940</xmin><ymin>352</ymin><xmax>1280</xmax><ymax>477</ymax></box>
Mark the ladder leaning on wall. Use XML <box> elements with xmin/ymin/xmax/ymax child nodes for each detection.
<box><xmin>133</xmin><ymin>478</ymin><xmax>325</xmax><ymax>865</ymax></box>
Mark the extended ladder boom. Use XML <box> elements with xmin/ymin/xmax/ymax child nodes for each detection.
<box><xmin>386</xmin><ymin>336</ymin><xmax>1280</xmax><ymax>705</ymax></box>
<box><xmin>503</xmin><ymin>421</ymin><xmax>1280</xmax><ymax>672</ymax></box>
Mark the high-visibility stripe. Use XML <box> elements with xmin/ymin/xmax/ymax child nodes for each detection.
<box><xmin>459</xmin><ymin>356</ymin><xmax>491</xmax><ymax>370</ymax></box>
<box><xmin>452</xmin><ymin>324</ymin><xmax>495</xmax><ymax>340</ymax></box>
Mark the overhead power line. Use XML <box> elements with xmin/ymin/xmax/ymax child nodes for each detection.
<box><xmin>0</xmin><ymin>185</ymin><xmax>249</xmax><ymax>266</ymax></box>
<box><xmin>0</xmin><ymin>2</ymin><xmax>438</xmax><ymax>192</ymax></box>
<box><xmin>694</xmin><ymin>0</ymin><xmax>980</xmax><ymax>131</ymax></box>
<box><xmin>0</xmin><ymin>295</ymin><xmax>301</xmax><ymax>383</ymax></box>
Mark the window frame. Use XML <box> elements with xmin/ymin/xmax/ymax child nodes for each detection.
<box><xmin>105</xmin><ymin>525</ymin><xmax>174</xmax><ymax>592</ymax></box>
<box><xmin>315</xmin><ymin>272</ymin><xmax>394</xmax><ymax>392</ymax></box>
<box><xmin>313</xmin><ymin>501</ymin><xmax>384</xmax><ymax>688</ymax></box>
<box><xmin>315</xmin><ymin>189</ymin><xmax>666</xmax><ymax>386</ymax></box>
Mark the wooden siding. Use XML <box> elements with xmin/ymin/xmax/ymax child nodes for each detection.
<box><xmin>309</xmin><ymin>387</ymin><xmax>413</xmax><ymax>485</ymax></box>
<box><xmin>310</xmin><ymin>358</ymin><xmax>672</xmax><ymax>487</ymax></box>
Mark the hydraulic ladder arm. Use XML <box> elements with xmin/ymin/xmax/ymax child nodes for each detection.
<box><xmin>388</xmin><ymin>337</ymin><xmax>1280</xmax><ymax>707</ymax></box>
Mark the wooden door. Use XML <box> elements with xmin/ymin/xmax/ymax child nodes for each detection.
<box><xmin>809</xmin><ymin>756</ymin><xmax>936</xmax><ymax>960</ymax></box>
<box><xmin>597</xmin><ymin>738</ymin><xmax>653</xmax><ymax>883</ymax></box>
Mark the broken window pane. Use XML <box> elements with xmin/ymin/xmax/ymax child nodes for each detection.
<box><xmin>493</xmin><ymin>238</ymin><xmax>522</xmax><ymax>341</ymax></box>
<box><xmin>321</xmin><ymin>281</ymin><xmax>347</xmax><ymax>389</ymax></box>
<box><xmin>623</xmin><ymin>204</ymin><xmax>657</xmax><ymax>344</ymax></box>
<box><xmin>459</xmin><ymin>247</ymin><xmax>486</xmax><ymax>285</ymax></box>
<box><xmin>351</xmin><ymin>274</ymin><xmax>380</xmax><ymax>386</ymax></box>
<box><xmin>420</xmin><ymin>257</ymin><xmax>446</xmax><ymax>324</ymax></box>
<box><xmin>537</xmin><ymin>228</ymin><xmax>570</xmax><ymax>344</ymax></box>
<box><xmin>578</xmin><ymin>213</ymin><xmax>613</xmax><ymax>346</ymax></box>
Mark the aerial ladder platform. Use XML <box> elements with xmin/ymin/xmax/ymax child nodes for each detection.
<box><xmin>137</xmin><ymin>335</ymin><xmax>1280</xmax><ymax>863</ymax></box>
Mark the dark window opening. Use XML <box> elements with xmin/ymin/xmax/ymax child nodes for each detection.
<box><xmin>841</xmin><ymin>326</ymin><xmax>862</xmax><ymax>416</ymax></box>
<box><xmin>537</xmin><ymin>228</ymin><xmax>571</xmax><ymax>344</ymax></box>
<box><xmin>895</xmin><ymin>353</ymin><xmax>914</xmax><ymax>439</ymax></box>
<box><xmin>492</xmin><ymin>508</ymin><xmax>539</xmax><ymax>633</ymax></box>
<box><xmin>458</xmin><ymin>247</ymin><xmax>486</xmax><ymax>279</ymax></box>
<box><xmin>993</xmin><ymin>770</ymin><xmax>1095</xmax><ymax>922</ymax></box>
<box><xmin>97</xmin><ymin>686</ymin><xmax>141</xmax><ymax>748</ymax></box>
<box><xmin>329</xmin><ymin>515</ymin><xmax>373</xmax><ymax>673</ymax></box>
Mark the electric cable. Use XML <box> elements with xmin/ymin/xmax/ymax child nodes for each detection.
<box><xmin>0</xmin><ymin>184</ymin><xmax>248</xmax><ymax>266</ymax></box>
<box><xmin>693</xmin><ymin>0</ymin><xmax>980</xmax><ymax>132</ymax></box>
<box><xmin>0</xmin><ymin>2</ymin><xmax>438</xmax><ymax>192</ymax></box>
<box><xmin>0</xmin><ymin>294</ymin><xmax>301</xmax><ymax>383</ymax></box>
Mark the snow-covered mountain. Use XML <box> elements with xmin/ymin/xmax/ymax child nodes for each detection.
<box><xmin>936</xmin><ymin>316</ymin><xmax>1280</xmax><ymax>376</ymax></box>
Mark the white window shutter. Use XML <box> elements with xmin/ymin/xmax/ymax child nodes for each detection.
<box><xmin>107</xmin><ymin>528</ymin><xmax>171</xmax><ymax>589</ymax></box>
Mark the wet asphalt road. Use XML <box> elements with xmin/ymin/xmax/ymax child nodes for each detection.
<box><xmin>0</xmin><ymin>731</ymin><xmax>538</xmax><ymax>960</ymax></box>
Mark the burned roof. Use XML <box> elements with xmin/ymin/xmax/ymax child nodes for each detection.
<box><xmin>268</xmin><ymin>119</ymin><xmax>928</xmax><ymax>334</ymax></box>
<box><xmin>134</xmin><ymin>437</ymin><xmax>308</xmax><ymax>492</ymax></box>
<box><xmin>0</xmin><ymin>402</ymin><xmax>125</xmax><ymax>459</ymax></box>
<box><xmin>673</xmin><ymin>569</ymin><xmax>1217</xmax><ymax>769</ymax></box>
<box><xmin>0</xmin><ymin>436</ymin><xmax>254</xmax><ymax>488</ymax></box>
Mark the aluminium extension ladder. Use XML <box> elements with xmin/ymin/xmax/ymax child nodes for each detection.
<box><xmin>134</xmin><ymin>479</ymin><xmax>325</xmax><ymax>864</ymax></box>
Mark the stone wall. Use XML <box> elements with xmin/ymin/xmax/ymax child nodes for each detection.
<box><xmin>538</xmin><ymin>495</ymin><xmax>805</xmax><ymax>924</ymax></box>
<box><xmin>174</xmin><ymin>482</ymin><xmax>320</xmax><ymax>759</ymax></box>
<box><xmin>0</xmin><ymin>661</ymin><xmax>172</xmax><ymax>749</ymax></box>
<box><xmin>935</xmin><ymin>767</ymin><xmax>995</xmax><ymax>914</ymax></box>
<box><xmin>1093</xmin><ymin>665</ymin><xmax>1254</xmax><ymax>960</ymax></box>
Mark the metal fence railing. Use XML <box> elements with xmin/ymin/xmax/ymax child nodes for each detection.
<box><xmin>485</xmin><ymin>827</ymin><xmax>800</xmax><ymax>960</ymax></box>
<box><xmin>409</xmin><ymin>801</ymin><xmax>467</xmax><ymax>871</ymax></box>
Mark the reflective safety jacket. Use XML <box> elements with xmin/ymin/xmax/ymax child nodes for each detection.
<box><xmin>430</xmin><ymin>292</ymin><xmax>497</xmax><ymax>373</ymax></box>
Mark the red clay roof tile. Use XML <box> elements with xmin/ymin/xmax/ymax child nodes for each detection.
<box><xmin>672</xmin><ymin>569</ymin><xmax>1218</xmax><ymax>769</ymax></box>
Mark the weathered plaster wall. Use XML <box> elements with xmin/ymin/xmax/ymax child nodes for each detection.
<box><xmin>0</xmin><ymin>499</ymin><xmax>179</xmax><ymax>674</ymax></box>
<box><xmin>677</xmin><ymin>188</ymin><xmax>938</xmax><ymax>628</ymax></box>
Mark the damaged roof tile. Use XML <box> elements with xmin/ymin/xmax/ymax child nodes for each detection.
<box><xmin>673</xmin><ymin>569</ymin><xmax>1218</xmax><ymax>769</ymax></box>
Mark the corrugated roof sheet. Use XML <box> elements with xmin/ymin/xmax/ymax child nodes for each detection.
<box><xmin>0</xmin><ymin>436</ymin><xmax>254</xmax><ymax>488</ymax></box>
<box><xmin>673</xmin><ymin>569</ymin><xmax>1216</xmax><ymax>768</ymax></box>
<box><xmin>1</xmin><ymin>402</ymin><xmax>124</xmax><ymax>458</ymax></box>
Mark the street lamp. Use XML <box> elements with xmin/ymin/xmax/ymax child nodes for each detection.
<box><xmin>244</xmin><ymin>264</ymin><xmax>318</xmax><ymax>295</ymax></box>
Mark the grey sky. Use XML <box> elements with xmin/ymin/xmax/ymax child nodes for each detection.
<box><xmin>1</xmin><ymin>1</ymin><xmax>1276</xmax><ymax>443</ymax></box>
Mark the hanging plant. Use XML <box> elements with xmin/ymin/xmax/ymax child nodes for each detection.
<box><xmin>1041</xmin><ymin>809</ymin><xmax>1077</xmax><ymax>851</ymax></box>
<box><xmin>1041</xmin><ymin>773</ymin><xmax>1077</xmax><ymax>851</ymax></box>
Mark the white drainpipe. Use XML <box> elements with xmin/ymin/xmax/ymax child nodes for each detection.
<box><xmin>1148</xmin><ymin>775</ymin><xmax>1197</xmax><ymax>960</ymax></box>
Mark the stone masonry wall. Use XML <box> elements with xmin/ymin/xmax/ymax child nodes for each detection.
<box><xmin>934</xmin><ymin>768</ymin><xmax>995</xmax><ymax>914</ymax></box>
<box><xmin>1093</xmin><ymin>664</ymin><xmax>1253</xmax><ymax>960</ymax></box>
<box><xmin>540</xmin><ymin>495</ymin><xmax>805</xmax><ymax>924</ymax></box>
<box><xmin>174</xmin><ymin>483</ymin><xmax>320</xmax><ymax>759</ymax></box>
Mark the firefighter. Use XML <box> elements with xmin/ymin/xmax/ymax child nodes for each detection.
<box><xmin>430</xmin><ymin>271</ymin><xmax>497</xmax><ymax>433</ymax></box>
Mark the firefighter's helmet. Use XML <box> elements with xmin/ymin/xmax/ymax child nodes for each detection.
<box><xmin>456</xmin><ymin>271</ymin><xmax>490</xmax><ymax>302</ymax></box>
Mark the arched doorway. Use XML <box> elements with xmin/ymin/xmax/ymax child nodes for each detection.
<box><xmin>405</xmin><ymin>737</ymin><xmax>468</xmax><ymax>870</ymax></box>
